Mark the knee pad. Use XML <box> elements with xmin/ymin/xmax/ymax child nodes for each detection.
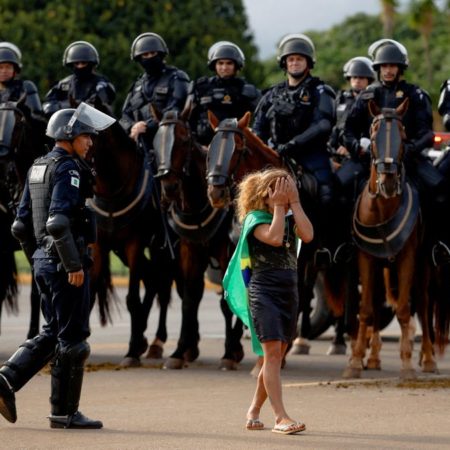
<box><xmin>57</xmin><ymin>341</ymin><xmax>91</xmax><ymax>366</ymax></box>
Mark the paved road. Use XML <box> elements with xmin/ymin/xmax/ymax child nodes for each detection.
<box><xmin>1</xmin><ymin>283</ymin><xmax>450</xmax><ymax>449</ymax></box>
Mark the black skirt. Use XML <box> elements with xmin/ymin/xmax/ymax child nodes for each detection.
<box><xmin>248</xmin><ymin>268</ymin><xmax>298</xmax><ymax>344</ymax></box>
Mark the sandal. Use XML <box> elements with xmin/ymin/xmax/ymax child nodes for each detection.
<box><xmin>246</xmin><ymin>418</ymin><xmax>264</xmax><ymax>430</ymax></box>
<box><xmin>272</xmin><ymin>421</ymin><xmax>306</xmax><ymax>435</ymax></box>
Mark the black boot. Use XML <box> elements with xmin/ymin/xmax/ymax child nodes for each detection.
<box><xmin>0</xmin><ymin>374</ymin><xmax>16</xmax><ymax>423</ymax></box>
<box><xmin>0</xmin><ymin>334</ymin><xmax>55</xmax><ymax>423</ymax></box>
<box><xmin>48</xmin><ymin>341</ymin><xmax>102</xmax><ymax>429</ymax></box>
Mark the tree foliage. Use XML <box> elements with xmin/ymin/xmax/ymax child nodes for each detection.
<box><xmin>0</xmin><ymin>0</ymin><xmax>264</xmax><ymax>115</ymax></box>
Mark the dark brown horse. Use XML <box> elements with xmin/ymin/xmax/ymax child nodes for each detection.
<box><xmin>152</xmin><ymin>106</ymin><xmax>242</xmax><ymax>370</ymax></box>
<box><xmin>0</xmin><ymin>98</ymin><xmax>47</xmax><ymax>337</ymax></box>
<box><xmin>343</xmin><ymin>99</ymin><xmax>438</xmax><ymax>379</ymax></box>
<box><xmin>86</xmin><ymin>103</ymin><xmax>174</xmax><ymax>367</ymax></box>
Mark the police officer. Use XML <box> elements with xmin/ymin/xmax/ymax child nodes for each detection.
<box><xmin>43</xmin><ymin>41</ymin><xmax>116</xmax><ymax>117</ymax></box>
<box><xmin>0</xmin><ymin>103</ymin><xmax>115</xmax><ymax>428</ymax></box>
<box><xmin>0</xmin><ymin>42</ymin><xmax>43</xmax><ymax>118</ymax></box>
<box><xmin>120</xmin><ymin>32</ymin><xmax>189</xmax><ymax>146</ymax></box>
<box><xmin>253</xmin><ymin>33</ymin><xmax>336</xmax><ymax>265</ymax></box>
<box><xmin>438</xmin><ymin>79</ymin><xmax>450</xmax><ymax>131</ymax></box>
<box><xmin>344</xmin><ymin>39</ymin><xmax>448</xmax><ymax>264</ymax></box>
<box><xmin>189</xmin><ymin>41</ymin><xmax>260</xmax><ymax>145</ymax></box>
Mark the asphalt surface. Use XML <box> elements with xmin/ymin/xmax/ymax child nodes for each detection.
<box><xmin>1</xmin><ymin>283</ymin><xmax>450</xmax><ymax>449</ymax></box>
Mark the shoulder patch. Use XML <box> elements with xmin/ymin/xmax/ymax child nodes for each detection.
<box><xmin>29</xmin><ymin>165</ymin><xmax>47</xmax><ymax>184</ymax></box>
<box><xmin>71</xmin><ymin>176</ymin><xmax>80</xmax><ymax>188</ymax></box>
<box><xmin>360</xmin><ymin>91</ymin><xmax>375</xmax><ymax>100</ymax></box>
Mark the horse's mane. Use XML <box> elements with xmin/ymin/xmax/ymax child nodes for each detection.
<box><xmin>243</xmin><ymin>127</ymin><xmax>279</xmax><ymax>158</ymax></box>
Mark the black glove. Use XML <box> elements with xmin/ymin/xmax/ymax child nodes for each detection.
<box><xmin>277</xmin><ymin>141</ymin><xmax>295</xmax><ymax>156</ymax></box>
<box><xmin>403</xmin><ymin>141</ymin><xmax>416</xmax><ymax>157</ymax></box>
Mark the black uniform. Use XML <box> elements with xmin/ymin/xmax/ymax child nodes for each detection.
<box><xmin>0</xmin><ymin>146</ymin><xmax>98</xmax><ymax>426</ymax></box>
<box><xmin>0</xmin><ymin>78</ymin><xmax>43</xmax><ymax>117</ymax></box>
<box><xmin>328</xmin><ymin>89</ymin><xmax>357</xmax><ymax>152</ymax></box>
<box><xmin>43</xmin><ymin>73</ymin><xmax>116</xmax><ymax>117</ymax></box>
<box><xmin>189</xmin><ymin>75</ymin><xmax>260</xmax><ymax>145</ymax></box>
<box><xmin>120</xmin><ymin>65</ymin><xmax>189</xmax><ymax>146</ymax></box>
<box><xmin>438</xmin><ymin>79</ymin><xmax>450</xmax><ymax>131</ymax></box>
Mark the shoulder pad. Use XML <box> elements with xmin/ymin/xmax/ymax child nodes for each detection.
<box><xmin>360</xmin><ymin>88</ymin><xmax>375</xmax><ymax>100</ymax></box>
<box><xmin>22</xmin><ymin>80</ymin><xmax>39</xmax><ymax>94</ymax></box>
<box><xmin>242</xmin><ymin>83</ymin><xmax>259</xmax><ymax>99</ymax></box>
<box><xmin>60</xmin><ymin>75</ymin><xmax>73</xmax><ymax>84</ymax></box>
<box><xmin>414</xmin><ymin>87</ymin><xmax>431</xmax><ymax>103</ymax></box>
<box><xmin>316</xmin><ymin>83</ymin><xmax>336</xmax><ymax>99</ymax></box>
<box><xmin>175</xmin><ymin>69</ymin><xmax>190</xmax><ymax>82</ymax></box>
<box><xmin>440</xmin><ymin>79</ymin><xmax>450</xmax><ymax>91</ymax></box>
<box><xmin>195</xmin><ymin>76</ymin><xmax>209</xmax><ymax>86</ymax></box>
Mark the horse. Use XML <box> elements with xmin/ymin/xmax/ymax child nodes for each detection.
<box><xmin>152</xmin><ymin>106</ymin><xmax>243</xmax><ymax>370</ymax></box>
<box><xmin>0</xmin><ymin>97</ymin><xmax>47</xmax><ymax>338</ymax></box>
<box><xmin>343</xmin><ymin>99</ymin><xmax>439</xmax><ymax>379</ymax></box>
<box><xmin>85</xmin><ymin>101</ymin><xmax>174</xmax><ymax>367</ymax></box>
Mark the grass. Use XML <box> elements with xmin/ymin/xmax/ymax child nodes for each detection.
<box><xmin>14</xmin><ymin>250</ymin><xmax>129</xmax><ymax>276</ymax></box>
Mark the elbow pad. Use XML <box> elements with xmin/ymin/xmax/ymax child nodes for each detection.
<box><xmin>11</xmin><ymin>218</ymin><xmax>36</xmax><ymax>263</ymax></box>
<box><xmin>46</xmin><ymin>214</ymin><xmax>81</xmax><ymax>272</ymax></box>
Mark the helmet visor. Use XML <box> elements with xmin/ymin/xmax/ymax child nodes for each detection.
<box><xmin>68</xmin><ymin>102</ymin><xmax>115</xmax><ymax>132</ymax></box>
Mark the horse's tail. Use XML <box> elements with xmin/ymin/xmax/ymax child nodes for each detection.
<box><xmin>323</xmin><ymin>265</ymin><xmax>346</xmax><ymax>317</ymax></box>
<box><xmin>433</xmin><ymin>264</ymin><xmax>450</xmax><ymax>354</ymax></box>
<box><xmin>92</xmin><ymin>251</ymin><xmax>116</xmax><ymax>327</ymax></box>
<box><xmin>0</xmin><ymin>250</ymin><xmax>19</xmax><ymax>333</ymax></box>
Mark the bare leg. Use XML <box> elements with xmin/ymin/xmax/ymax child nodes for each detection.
<box><xmin>247</xmin><ymin>365</ymin><xmax>267</xmax><ymax>422</ymax></box>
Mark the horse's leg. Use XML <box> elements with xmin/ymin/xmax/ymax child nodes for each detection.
<box><xmin>343</xmin><ymin>252</ymin><xmax>373</xmax><ymax>379</ymax></box>
<box><xmin>366</xmin><ymin>273</ymin><xmax>384</xmax><ymax>370</ymax></box>
<box><xmin>327</xmin><ymin>316</ymin><xmax>347</xmax><ymax>355</ymax></box>
<box><xmin>27</xmin><ymin>277</ymin><xmax>41</xmax><ymax>339</ymax></box>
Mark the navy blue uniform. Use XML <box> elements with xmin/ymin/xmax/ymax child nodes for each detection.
<box><xmin>17</xmin><ymin>146</ymin><xmax>93</xmax><ymax>345</ymax></box>
<box><xmin>43</xmin><ymin>73</ymin><xmax>116</xmax><ymax>118</ymax></box>
<box><xmin>189</xmin><ymin>75</ymin><xmax>260</xmax><ymax>145</ymax></box>
<box><xmin>120</xmin><ymin>65</ymin><xmax>189</xmax><ymax>145</ymax></box>
<box><xmin>0</xmin><ymin>78</ymin><xmax>43</xmax><ymax>117</ymax></box>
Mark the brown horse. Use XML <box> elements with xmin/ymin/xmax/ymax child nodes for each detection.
<box><xmin>152</xmin><ymin>106</ymin><xmax>242</xmax><ymax>370</ymax></box>
<box><xmin>86</xmin><ymin>102</ymin><xmax>174</xmax><ymax>367</ymax></box>
<box><xmin>344</xmin><ymin>99</ymin><xmax>437</xmax><ymax>379</ymax></box>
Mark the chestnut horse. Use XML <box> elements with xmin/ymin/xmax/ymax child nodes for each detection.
<box><xmin>0</xmin><ymin>98</ymin><xmax>47</xmax><ymax>338</ymax></box>
<box><xmin>152</xmin><ymin>107</ymin><xmax>242</xmax><ymax>370</ymax></box>
<box><xmin>344</xmin><ymin>99</ymin><xmax>437</xmax><ymax>379</ymax></box>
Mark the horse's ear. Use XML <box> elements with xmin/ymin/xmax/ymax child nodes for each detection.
<box><xmin>150</xmin><ymin>103</ymin><xmax>163</xmax><ymax>123</ymax></box>
<box><xmin>368</xmin><ymin>99</ymin><xmax>381</xmax><ymax>118</ymax></box>
<box><xmin>180</xmin><ymin>97</ymin><xmax>192</xmax><ymax>122</ymax></box>
<box><xmin>208</xmin><ymin>110</ymin><xmax>219</xmax><ymax>129</ymax></box>
<box><xmin>238</xmin><ymin>111</ymin><xmax>251</xmax><ymax>129</ymax></box>
<box><xmin>396</xmin><ymin>98</ymin><xmax>409</xmax><ymax>118</ymax></box>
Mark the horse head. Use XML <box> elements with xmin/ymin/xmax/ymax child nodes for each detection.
<box><xmin>153</xmin><ymin>102</ymin><xmax>193</xmax><ymax>204</ymax></box>
<box><xmin>368</xmin><ymin>98</ymin><xmax>408</xmax><ymax>199</ymax></box>
<box><xmin>206</xmin><ymin>111</ymin><xmax>251</xmax><ymax>208</ymax></box>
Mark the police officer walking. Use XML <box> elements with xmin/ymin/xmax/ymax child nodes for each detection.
<box><xmin>189</xmin><ymin>41</ymin><xmax>260</xmax><ymax>145</ymax></box>
<box><xmin>43</xmin><ymin>41</ymin><xmax>116</xmax><ymax>117</ymax></box>
<box><xmin>120</xmin><ymin>32</ymin><xmax>189</xmax><ymax>147</ymax></box>
<box><xmin>0</xmin><ymin>41</ymin><xmax>44</xmax><ymax>119</ymax></box>
<box><xmin>253</xmin><ymin>33</ymin><xmax>336</xmax><ymax>266</ymax></box>
<box><xmin>438</xmin><ymin>78</ymin><xmax>450</xmax><ymax>131</ymax></box>
<box><xmin>344</xmin><ymin>39</ymin><xmax>449</xmax><ymax>264</ymax></box>
<box><xmin>0</xmin><ymin>103</ymin><xmax>115</xmax><ymax>428</ymax></box>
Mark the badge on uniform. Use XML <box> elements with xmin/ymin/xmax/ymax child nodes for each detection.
<box><xmin>29</xmin><ymin>165</ymin><xmax>47</xmax><ymax>184</ymax></box>
<box><xmin>222</xmin><ymin>94</ymin><xmax>232</xmax><ymax>104</ymax></box>
<box><xmin>71</xmin><ymin>176</ymin><xmax>80</xmax><ymax>188</ymax></box>
<box><xmin>396</xmin><ymin>90</ymin><xmax>404</xmax><ymax>98</ymax></box>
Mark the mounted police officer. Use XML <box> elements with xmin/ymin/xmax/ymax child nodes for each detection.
<box><xmin>253</xmin><ymin>33</ymin><xmax>336</xmax><ymax>266</ymax></box>
<box><xmin>344</xmin><ymin>39</ymin><xmax>449</xmax><ymax>265</ymax></box>
<box><xmin>43</xmin><ymin>41</ymin><xmax>116</xmax><ymax>117</ymax></box>
<box><xmin>0</xmin><ymin>41</ymin><xmax>43</xmax><ymax>119</ymax></box>
<box><xmin>0</xmin><ymin>103</ymin><xmax>115</xmax><ymax>428</ymax></box>
<box><xmin>120</xmin><ymin>32</ymin><xmax>189</xmax><ymax>147</ymax></box>
<box><xmin>438</xmin><ymin>79</ymin><xmax>450</xmax><ymax>131</ymax></box>
<box><xmin>189</xmin><ymin>41</ymin><xmax>260</xmax><ymax>145</ymax></box>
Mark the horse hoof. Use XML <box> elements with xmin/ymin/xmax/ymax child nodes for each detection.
<box><xmin>400</xmin><ymin>368</ymin><xmax>417</xmax><ymax>380</ymax></box>
<box><xmin>233</xmin><ymin>348</ymin><xmax>245</xmax><ymax>364</ymax></box>
<box><xmin>119</xmin><ymin>357</ymin><xmax>141</xmax><ymax>368</ymax></box>
<box><xmin>342</xmin><ymin>367</ymin><xmax>362</xmax><ymax>379</ymax></box>
<box><xmin>136</xmin><ymin>338</ymin><xmax>149</xmax><ymax>357</ymax></box>
<box><xmin>422</xmin><ymin>361</ymin><xmax>438</xmax><ymax>373</ymax></box>
<box><xmin>290</xmin><ymin>343</ymin><xmax>310</xmax><ymax>355</ymax></box>
<box><xmin>366</xmin><ymin>358</ymin><xmax>381</xmax><ymax>370</ymax></box>
<box><xmin>183</xmin><ymin>347</ymin><xmax>200</xmax><ymax>363</ymax></box>
<box><xmin>219</xmin><ymin>359</ymin><xmax>238</xmax><ymax>371</ymax></box>
<box><xmin>163</xmin><ymin>357</ymin><xmax>185</xmax><ymax>370</ymax></box>
<box><xmin>327</xmin><ymin>343</ymin><xmax>347</xmax><ymax>355</ymax></box>
<box><xmin>145</xmin><ymin>344</ymin><xmax>164</xmax><ymax>360</ymax></box>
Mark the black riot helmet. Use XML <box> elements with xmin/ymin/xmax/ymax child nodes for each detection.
<box><xmin>277</xmin><ymin>34</ymin><xmax>316</xmax><ymax>69</ymax></box>
<box><xmin>130</xmin><ymin>33</ymin><xmax>169</xmax><ymax>61</ymax></box>
<box><xmin>207</xmin><ymin>41</ymin><xmax>245</xmax><ymax>71</ymax></box>
<box><xmin>369</xmin><ymin>39</ymin><xmax>409</xmax><ymax>71</ymax></box>
<box><xmin>46</xmin><ymin>103</ymin><xmax>115</xmax><ymax>141</ymax></box>
<box><xmin>63</xmin><ymin>41</ymin><xmax>99</xmax><ymax>67</ymax></box>
<box><xmin>343</xmin><ymin>57</ymin><xmax>375</xmax><ymax>81</ymax></box>
<box><xmin>0</xmin><ymin>42</ymin><xmax>22</xmax><ymax>72</ymax></box>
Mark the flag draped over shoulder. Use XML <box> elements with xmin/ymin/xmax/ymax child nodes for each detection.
<box><xmin>223</xmin><ymin>210</ymin><xmax>273</xmax><ymax>356</ymax></box>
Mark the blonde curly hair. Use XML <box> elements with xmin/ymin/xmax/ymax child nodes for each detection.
<box><xmin>235</xmin><ymin>167</ymin><xmax>292</xmax><ymax>222</ymax></box>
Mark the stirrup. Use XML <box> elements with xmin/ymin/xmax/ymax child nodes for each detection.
<box><xmin>432</xmin><ymin>241</ymin><xmax>450</xmax><ymax>267</ymax></box>
<box><xmin>333</xmin><ymin>242</ymin><xmax>355</xmax><ymax>264</ymax></box>
<box><xmin>314</xmin><ymin>248</ymin><xmax>332</xmax><ymax>269</ymax></box>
